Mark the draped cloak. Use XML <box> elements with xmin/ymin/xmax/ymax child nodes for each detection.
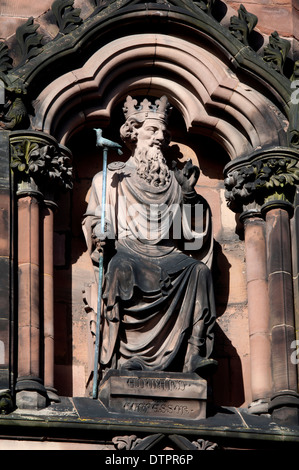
<box><xmin>82</xmin><ymin>157</ymin><xmax>216</xmax><ymax>372</ymax></box>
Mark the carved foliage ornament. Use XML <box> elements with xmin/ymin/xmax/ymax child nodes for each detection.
<box><xmin>112</xmin><ymin>434</ymin><xmax>219</xmax><ymax>450</ymax></box>
<box><xmin>52</xmin><ymin>0</ymin><xmax>83</xmax><ymax>36</ymax></box>
<box><xmin>15</xmin><ymin>17</ymin><xmax>44</xmax><ymax>66</ymax></box>
<box><xmin>193</xmin><ymin>0</ymin><xmax>215</xmax><ymax>15</ymax></box>
<box><xmin>224</xmin><ymin>156</ymin><xmax>299</xmax><ymax>213</ymax></box>
<box><xmin>192</xmin><ymin>438</ymin><xmax>219</xmax><ymax>450</ymax></box>
<box><xmin>0</xmin><ymin>0</ymin><xmax>296</xmax><ymax>87</ymax></box>
<box><xmin>229</xmin><ymin>4</ymin><xmax>258</xmax><ymax>46</ymax></box>
<box><xmin>263</xmin><ymin>31</ymin><xmax>291</xmax><ymax>75</ymax></box>
<box><xmin>0</xmin><ymin>42</ymin><xmax>13</xmax><ymax>83</ymax></box>
<box><xmin>112</xmin><ymin>435</ymin><xmax>142</xmax><ymax>450</ymax></box>
<box><xmin>10</xmin><ymin>138</ymin><xmax>73</xmax><ymax>194</ymax></box>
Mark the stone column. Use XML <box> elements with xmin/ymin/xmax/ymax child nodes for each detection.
<box><xmin>15</xmin><ymin>191</ymin><xmax>47</xmax><ymax>409</ymax></box>
<box><xmin>10</xmin><ymin>131</ymin><xmax>72</xmax><ymax>409</ymax></box>
<box><xmin>0</xmin><ymin>131</ymin><xmax>14</xmax><ymax>414</ymax></box>
<box><xmin>240</xmin><ymin>210</ymin><xmax>271</xmax><ymax>414</ymax></box>
<box><xmin>42</xmin><ymin>200</ymin><xmax>60</xmax><ymax>403</ymax></box>
<box><xmin>262</xmin><ymin>200</ymin><xmax>299</xmax><ymax>424</ymax></box>
<box><xmin>225</xmin><ymin>147</ymin><xmax>299</xmax><ymax>423</ymax></box>
<box><xmin>292</xmin><ymin>189</ymin><xmax>299</xmax><ymax>390</ymax></box>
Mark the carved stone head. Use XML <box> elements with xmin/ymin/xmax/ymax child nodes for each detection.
<box><xmin>119</xmin><ymin>95</ymin><xmax>171</xmax><ymax>150</ymax></box>
<box><xmin>119</xmin><ymin>96</ymin><xmax>172</xmax><ymax>187</ymax></box>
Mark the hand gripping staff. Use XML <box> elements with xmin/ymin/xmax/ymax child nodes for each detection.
<box><xmin>92</xmin><ymin>128</ymin><xmax>122</xmax><ymax>399</ymax></box>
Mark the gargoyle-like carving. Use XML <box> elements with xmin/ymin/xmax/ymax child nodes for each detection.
<box><xmin>11</xmin><ymin>139</ymin><xmax>73</xmax><ymax>193</ymax></box>
<box><xmin>15</xmin><ymin>17</ymin><xmax>44</xmax><ymax>66</ymax></box>
<box><xmin>263</xmin><ymin>31</ymin><xmax>291</xmax><ymax>74</ymax></box>
<box><xmin>229</xmin><ymin>4</ymin><xmax>258</xmax><ymax>46</ymax></box>
<box><xmin>52</xmin><ymin>0</ymin><xmax>83</xmax><ymax>35</ymax></box>
<box><xmin>224</xmin><ymin>156</ymin><xmax>299</xmax><ymax>213</ymax></box>
<box><xmin>0</xmin><ymin>390</ymin><xmax>14</xmax><ymax>415</ymax></box>
<box><xmin>0</xmin><ymin>88</ymin><xmax>29</xmax><ymax>131</ymax></box>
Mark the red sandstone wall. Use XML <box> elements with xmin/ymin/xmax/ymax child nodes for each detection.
<box><xmin>1</xmin><ymin>0</ymin><xmax>298</xmax><ymax>45</ymax></box>
<box><xmin>227</xmin><ymin>0</ymin><xmax>299</xmax><ymax>58</ymax></box>
<box><xmin>1</xmin><ymin>1</ymin><xmax>298</xmax><ymax>71</ymax></box>
<box><xmin>2</xmin><ymin>0</ymin><xmax>296</xmax><ymax>406</ymax></box>
<box><xmin>0</xmin><ymin>0</ymin><xmax>92</xmax><ymax>40</ymax></box>
<box><xmin>227</xmin><ymin>0</ymin><xmax>298</xmax><ymax>39</ymax></box>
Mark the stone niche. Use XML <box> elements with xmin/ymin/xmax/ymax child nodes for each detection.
<box><xmin>0</xmin><ymin>0</ymin><xmax>298</xmax><ymax>436</ymax></box>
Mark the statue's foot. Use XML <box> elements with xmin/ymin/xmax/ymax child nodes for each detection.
<box><xmin>120</xmin><ymin>358</ymin><xmax>145</xmax><ymax>371</ymax></box>
<box><xmin>183</xmin><ymin>356</ymin><xmax>218</xmax><ymax>376</ymax></box>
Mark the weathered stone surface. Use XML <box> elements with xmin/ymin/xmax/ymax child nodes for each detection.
<box><xmin>98</xmin><ymin>370</ymin><xmax>207</xmax><ymax>420</ymax></box>
<box><xmin>15</xmin><ymin>390</ymin><xmax>47</xmax><ymax>410</ymax></box>
<box><xmin>243</xmin><ymin>215</ymin><xmax>271</xmax><ymax>405</ymax></box>
<box><xmin>0</xmin><ymin>0</ymin><xmax>296</xmax><ymax>419</ymax></box>
<box><xmin>227</xmin><ymin>1</ymin><xmax>297</xmax><ymax>40</ymax></box>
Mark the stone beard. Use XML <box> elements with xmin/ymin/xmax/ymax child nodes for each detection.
<box><xmin>135</xmin><ymin>144</ymin><xmax>171</xmax><ymax>188</ymax></box>
<box><xmin>82</xmin><ymin>95</ymin><xmax>217</xmax><ymax>383</ymax></box>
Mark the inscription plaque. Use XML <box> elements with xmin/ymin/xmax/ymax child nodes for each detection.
<box><xmin>98</xmin><ymin>370</ymin><xmax>207</xmax><ymax>420</ymax></box>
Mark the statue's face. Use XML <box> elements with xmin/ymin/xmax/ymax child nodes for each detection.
<box><xmin>136</xmin><ymin>119</ymin><xmax>167</xmax><ymax>149</ymax></box>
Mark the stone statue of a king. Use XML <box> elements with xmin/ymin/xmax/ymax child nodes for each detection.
<box><xmin>82</xmin><ymin>95</ymin><xmax>217</xmax><ymax>384</ymax></box>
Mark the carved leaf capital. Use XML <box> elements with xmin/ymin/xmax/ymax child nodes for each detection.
<box><xmin>10</xmin><ymin>134</ymin><xmax>73</xmax><ymax>197</ymax></box>
<box><xmin>224</xmin><ymin>151</ymin><xmax>299</xmax><ymax>213</ymax></box>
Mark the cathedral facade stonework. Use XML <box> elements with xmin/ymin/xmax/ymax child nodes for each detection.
<box><xmin>0</xmin><ymin>0</ymin><xmax>298</xmax><ymax>451</ymax></box>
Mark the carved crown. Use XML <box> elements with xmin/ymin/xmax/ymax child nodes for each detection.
<box><xmin>123</xmin><ymin>95</ymin><xmax>171</xmax><ymax>122</ymax></box>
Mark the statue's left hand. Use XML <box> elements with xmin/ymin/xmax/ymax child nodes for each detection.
<box><xmin>92</xmin><ymin>220</ymin><xmax>113</xmax><ymax>252</ymax></box>
<box><xmin>172</xmin><ymin>159</ymin><xmax>200</xmax><ymax>193</ymax></box>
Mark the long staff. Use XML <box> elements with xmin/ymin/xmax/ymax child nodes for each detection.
<box><xmin>92</xmin><ymin>128</ymin><xmax>122</xmax><ymax>399</ymax></box>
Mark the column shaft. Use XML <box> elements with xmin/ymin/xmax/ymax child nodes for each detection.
<box><xmin>243</xmin><ymin>215</ymin><xmax>272</xmax><ymax>412</ymax></box>
<box><xmin>42</xmin><ymin>203</ymin><xmax>59</xmax><ymax>402</ymax></box>
<box><xmin>264</xmin><ymin>205</ymin><xmax>299</xmax><ymax>423</ymax></box>
<box><xmin>16</xmin><ymin>195</ymin><xmax>47</xmax><ymax>409</ymax></box>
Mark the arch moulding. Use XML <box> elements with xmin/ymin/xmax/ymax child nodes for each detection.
<box><xmin>32</xmin><ymin>32</ymin><xmax>287</xmax><ymax>160</ymax></box>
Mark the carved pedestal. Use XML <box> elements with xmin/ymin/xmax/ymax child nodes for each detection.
<box><xmin>98</xmin><ymin>370</ymin><xmax>207</xmax><ymax>421</ymax></box>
